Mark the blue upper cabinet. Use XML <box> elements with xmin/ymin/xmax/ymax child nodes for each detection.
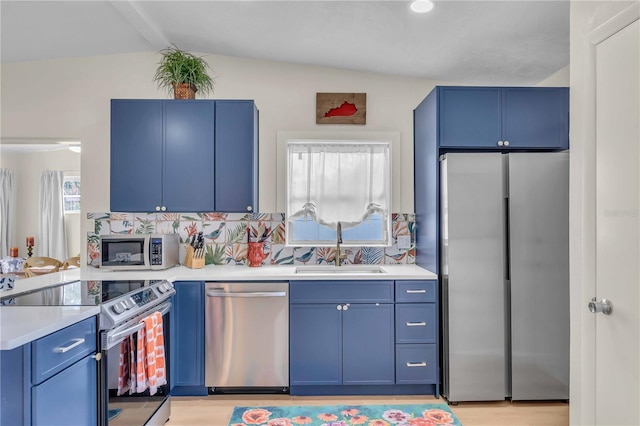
<box><xmin>214</xmin><ymin>100</ymin><xmax>259</xmax><ymax>213</ymax></box>
<box><xmin>111</xmin><ymin>100</ymin><xmax>164</xmax><ymax>212</ymax></box>
<box><xmin>438</xmin><ymin>87</ymin><xmax>569</xmax><ymax>150</ymax></box>
<box><xmin>111</xmin><ymin>99</ymin><xmax>258</xmax><ymax>213</ymax></box>
<box><xmin>163</xmin><ymin>101</ymin><xmax>216</xmax><ymax>212</ymax></box>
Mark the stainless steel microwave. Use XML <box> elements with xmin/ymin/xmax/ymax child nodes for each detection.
<box><xmin>99</xmin><ymin>233</ymin><xmax>180</xmax><ymax>270</ymax></box>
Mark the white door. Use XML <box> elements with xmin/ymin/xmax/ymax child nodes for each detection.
<box><xmin>593</xmin><ymin>12</ymin><xmax>640</xmax><ymax>426</ymax></box>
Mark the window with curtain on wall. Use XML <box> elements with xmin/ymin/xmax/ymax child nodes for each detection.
<box><xmin>286</xmin><ymin>140</ymin><xmax>391</xmax><ymax>247</ymax></box>
<box><xmin>63</xmin><ymin>175</ymin><xmax>81</xmax><ymax>214</ymax></box>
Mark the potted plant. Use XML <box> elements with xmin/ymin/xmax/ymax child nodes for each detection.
<box><xmin>153</xmin><ymin>44</ymin><xmax>215</xmax><ymax>99</ymax></box>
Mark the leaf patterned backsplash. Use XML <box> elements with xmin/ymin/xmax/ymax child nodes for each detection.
<box><xmin>86</xmin><ymin>212</ymin><xmax>415</xmax><ymax>267</ymax></box>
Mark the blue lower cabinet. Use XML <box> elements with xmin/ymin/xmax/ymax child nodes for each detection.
<box><xmin>342</xmin><ymin>304</ymin><xmax>395</xmax><ymax>385</ymax></box>
<box><xmin>0</xmin><ymin>316</ymin><xmax>99</xmax><ymax>425</ymax></box>
<box><xmin>32</xmin><ymin>354</ymin><xmax>97</xmax><ymax>425</ymax></box>
<box><xmin>290</xmin><ymin>303</ymin><xmax>394</xmax><ymax>388</ymax></box>
<box><xmin>290</xmin><ymin>281</ymin><xmax>396</xmax><ymax>392</ymax></box>
<box><xmin>171</xmin><ymin>281</ymin><xmax>207</xmax><ymax>395</ymax></box>
<box><xmin>290</xmin><ymin>304</ymin><xmax>342</xmax><ymax>386</ymax></box>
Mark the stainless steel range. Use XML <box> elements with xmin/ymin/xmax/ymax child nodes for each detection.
<box><xmin>5</xmin><ymin>279</ymin><xmax>175</xmax><ymax>425</ymax></box>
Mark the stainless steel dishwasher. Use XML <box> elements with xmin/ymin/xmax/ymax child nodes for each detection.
<box><xmin>205</xmin><ymin>282</ymin><xmax>289</xmax><ymax>393</ymax></box>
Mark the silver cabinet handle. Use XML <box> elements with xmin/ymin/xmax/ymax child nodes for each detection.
<box><xmin>504</xmin><ymin>140</ymin><xmax>510</xmax><ymax>146</ymax></box>
<box><xmin>161</xmin><ymin>206</ymin><xmax>167</xmax><ymax>211</ymax></box>
<box><xmin>55</xmin><ymin>338</ymin><xmax>85</xmax><ymax>353</ymax></box>
<box><xmin>337</xmin><ymin>305</ymin><xmax>342</xmax><ymax>311</ymax></box>
<box><xmin>406</xmin><ymin>322</ymin><xmax>426</xmax><ymax>327</ymax></box>
<box><xmin>406</xmin><ymin>289</ymin><xmax>426</xmax><ymax>294</ymax></box>
<box><xmin>206</xmin><ymin>291</ymin><xmax>286</xmax><ymax>298</ymax></box>
<box><xmin>498</xmin><ymin>140</ymin><xmax>504</xmax><ymax>146</ymax></box>
<box><xmin>343</xmin><ymin>304</ymin><xmax>349</xmax><ymax>311</ymax></box>
<box><xmin>589</xmin><ymin>298</ymin><xmax>613</xmax><ymax>315</ymax></box>
<box><xmin>406</xmin><ymin>362</ymin><xmax>427</xmax><ymax>367</ymax></box>
<box><xmin>155</xmin><ymin>206</ymin><xmax>161</xmax><ymax>211</ymax></box>
<box><xmin>247</xmin><ymin>206</ymin><xmax>253</xmax><ymax>211</ymax></box>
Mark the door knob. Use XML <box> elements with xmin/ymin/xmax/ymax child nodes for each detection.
<box><xmin>588</xmin><ymin>298</ymin><xmax>613</xmax><ymax>315</ymax></box>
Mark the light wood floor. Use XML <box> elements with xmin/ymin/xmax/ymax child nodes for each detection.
<box><xmin>167</xmin><ymin>394</ymin><xmax>569</xmax><ymax>426</ymax></box>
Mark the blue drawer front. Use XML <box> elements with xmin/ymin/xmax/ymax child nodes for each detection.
<box><xmin>32</xmin><ymin>317</ymin><xmax>97</xmax><ymax>384</ymax></box>
<box><xmin>290</xmin><ymin>281</ymin><xmax>394</xmax><ymax>303</ymax></box>
<box><xmin>395</xmin><ymin>304</ymin><xmax>436</xmax><ymax>343</ymax></box>
<box><xmin>395</xmin><ymin>280</ymin><xmax>436</xmax><ymax>303</ymax></box>
<box><xmin>395</xmin><ymin>344</ymin><xmax>437</xmax><ymax>384</ymax></box>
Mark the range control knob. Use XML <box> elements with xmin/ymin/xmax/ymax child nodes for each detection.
<box><xmin>124</xmin><ymin>298</ymin><xmax>136</xmax><ymax>309</ymax></box>
<box><xmin>112</xmin><ymin>302</ymin><xmax>127</xmax><ymax>314</ymax></box>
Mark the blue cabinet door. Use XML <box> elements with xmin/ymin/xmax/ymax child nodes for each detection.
<box><xmin>290</xmin><ymin>304</ymin><xmax>342</xmax><ymax>386</ymax></box>
<box><xmin>438</xmin><ymin>87</ymin><xmax>502</xmax><ymax>148</ymax></box>
<box><xmin>342</xmin><ymin>304</ymin><xmax>395</xmax><ymax>385</ymax></box>
<box><xmin>437</xmin><ymin>86</ymin><xmax>569</xmax><ymax>149</ymax></box>
<box><xmin>31</xmin><ymin>354</ymin><xmax>97</xmax><ymax>425</ymax></box>
<box><xmin>110</xmin><ymin>100</ymin><xmax>163</xmax><ymax>212</ymax></box>
<box><xmin>172</xmin><ymin>281</ymin><xmax>205</xmax><ymax>387</ymax></box>
<box><xmin>163</xmin><ymin>101</ymin><xmax>216</xmax><ymax>212</ymax></box>
<box><xmin>214</xmin><ymin>100</ymin><xmax>259</xmax><ymax>212</ymax></box>
<box><xmin>502</xmin><ymin>88</ymin><xmax>569</xmax><ymax>149</ymax></box>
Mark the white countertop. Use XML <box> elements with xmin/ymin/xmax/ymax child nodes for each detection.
<box><xmin>0</xmin><ymin>264</ymin><xmax>436</xmax><ymax>350</ymax></box>
<box><xmin>0</xmin><ymin>306</ymin><xmax>100</xmax><ymax>350</ymax></box>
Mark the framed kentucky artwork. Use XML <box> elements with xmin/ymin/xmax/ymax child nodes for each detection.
<box><xmin>316</xmin><ymin>92</ymin><xmax>367</xmax><ymax>125</ymax></box>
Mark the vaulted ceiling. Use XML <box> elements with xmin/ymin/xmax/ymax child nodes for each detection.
<box><xmin>1</xmin><ymin>0</ymin><xmax>569</xmax><ymax>85</ymax></box>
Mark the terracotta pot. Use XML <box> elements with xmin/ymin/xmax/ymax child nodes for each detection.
<box><xmin>172</xmin><ymin>83</ymin><xmax>197</xmax><ymax>99</ymax></box>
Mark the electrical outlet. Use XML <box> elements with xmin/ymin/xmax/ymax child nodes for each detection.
<box><xmin>397</xmin><ymin>235</ymin><xmax>411</xmax><ymax>250</ymax></box>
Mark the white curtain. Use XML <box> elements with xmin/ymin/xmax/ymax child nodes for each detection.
<box><xmin>0</xmin><ymin>169</ymin><xmax>15</xmax><ymax>257</ymax></box>
<box><xmin>39</xmin><ymin>170</ymin><xmax>68</xmax><ymax>260</ymax></box>
<box><xmin>287</xmin><ymin>141</ymin><xmax>390</xmax><ymax>229</ymax></box>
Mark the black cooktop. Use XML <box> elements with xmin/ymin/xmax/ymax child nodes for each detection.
<box><xmin>0</xmin><ymin>280</ymin><xmax>159</xmax><ymax>306</ymax></box>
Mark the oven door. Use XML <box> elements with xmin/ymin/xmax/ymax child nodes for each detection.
<box><xmin>99</xmin><ymin>301</ymin><xmax>171</xmax><ymax>426</ymax></box>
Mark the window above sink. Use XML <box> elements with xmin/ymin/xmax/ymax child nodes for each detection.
<box><xmin>285</xmin><ymin>140</ymin><xmax>391</xmax><ymax>247</ymax></box>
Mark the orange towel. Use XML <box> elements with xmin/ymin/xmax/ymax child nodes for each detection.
<box><xmin>135</xmin><ymin>311</ymin><xmax>166</xmax><ymax>396</ymax></box>
<box><xmin>117</xmin><ymin>338</ymin><xmax>130</xmax><ymax>396</ymax></box>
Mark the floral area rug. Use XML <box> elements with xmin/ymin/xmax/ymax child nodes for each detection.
<box><xmin>228</xmin><ymin>403</ymin><xmax>462</xmax><ymax>426</ymax></box>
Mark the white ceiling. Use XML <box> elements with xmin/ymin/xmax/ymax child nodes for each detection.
<box><xmin>0</xmin><ymin>0</ymin><xmax>569</xmax><ymax>85</ymax></box>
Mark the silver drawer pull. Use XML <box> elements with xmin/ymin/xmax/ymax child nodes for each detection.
<box><xmin>406</xmin><ymin>289</ymin><xmax>426</xmax><ymax>294</ymax></box>
<box><xmin>406</xmin><ymin>322</ymin><xmax>426</xmax><ymax>327</ymax></box>
<box><xmin>406</xmin><ymin>362</ymin><xmax>427</xmax><ymax>367</ymax></box>
<box><xmin>55</xmin><ymin>338</ymin><xmax>85</xmax><ymax>353</ymax></box>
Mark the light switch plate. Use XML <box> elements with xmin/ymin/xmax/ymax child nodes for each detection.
<box><xmin>397</xmin><ymin>235</ymin><xmax>411</xmax><ymax>250</ymax></box>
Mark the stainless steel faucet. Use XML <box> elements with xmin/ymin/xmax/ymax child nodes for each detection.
<box><xmin>335</xmin><ymin>221</ymin><xmax>347</xmax><ymax>266</ymax></box>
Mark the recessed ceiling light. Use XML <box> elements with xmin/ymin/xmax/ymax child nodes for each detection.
<box><xmin>410</xmin><ymin>0</ymin><xmax>435</xmax><ymax>13</ymax></box>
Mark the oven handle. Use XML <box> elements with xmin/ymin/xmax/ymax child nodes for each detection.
<box><xmin>103</xmin><ymin>301</ymin><xmax>172</xmax><ymax>350</ymax></box>
<box><xmin>107</xmin><ymin>323</ymin><xmax>144</xmax><ymax>345</ymax></box>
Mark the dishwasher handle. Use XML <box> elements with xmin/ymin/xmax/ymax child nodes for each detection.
<box><xmin>206</xmin><ymin>290</ymin><xmax>287</xmax><ymax>298</ymax></box>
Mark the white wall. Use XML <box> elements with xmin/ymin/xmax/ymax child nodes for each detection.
<box><xmin>568</xmin><ymin>1</ymin><xmax>635</xmax><ymax>424</ymax></box>
<box><xmin>0</xmin><ymin>148</ymin><xmax>81</xmax><ymax>258</ymax></box>
<box><xmin>0</xmin><ymin>52</ymin><xmax>459</xmax><ymax>261</ymax></box>
<box><xmin>537</xmin><ymin>65</ymin><xmax>570</xmax><ymax>86</ymax></box>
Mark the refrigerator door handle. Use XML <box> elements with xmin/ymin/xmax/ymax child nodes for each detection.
<box><xmin>588</xmin><ymin>298</ymin><xmax>613</xmax><ymax>315</ymax></box>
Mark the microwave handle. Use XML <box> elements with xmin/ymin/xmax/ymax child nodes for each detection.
<box><xmin>143</xmin><ymin>234</ymin><xmax>152</xmax><ymax>269</ymax></box>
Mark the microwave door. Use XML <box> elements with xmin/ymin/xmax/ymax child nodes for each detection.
<box><xmin>101</xmin><ymin>238</ymin><xmax>147</xmax><ymax>268</ymax></box>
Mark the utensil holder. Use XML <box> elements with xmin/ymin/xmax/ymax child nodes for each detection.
<box><xmin>184</xmin><ymin>245</ymin><xmax>205</xmax><ymax>269</ymax></box>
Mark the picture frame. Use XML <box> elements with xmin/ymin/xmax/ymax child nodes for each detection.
<box><xmin>316</xmin><ymin>92</ymin><xmax>367</xmax><ymax>125</ymax></box>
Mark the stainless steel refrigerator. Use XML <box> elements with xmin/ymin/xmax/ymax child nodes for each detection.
<box><xmin>440</xmin><ymin>152</ymin><xmax>569</xmax><ymax>402</ymax></box>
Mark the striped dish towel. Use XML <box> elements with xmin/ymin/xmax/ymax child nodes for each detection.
<box><xmin>135</xmin><ymin>311</ymin><xmax>167</xmax><ymax>396</ymax></box>
<box><xmin>117</xmin><ymin>337</ymin><xmax>130</xmax><ymax>395</ymax></box>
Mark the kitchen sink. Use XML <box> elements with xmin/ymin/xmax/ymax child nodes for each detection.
<box><xmin>294</xmin><ymin>265</ymin><xmax>386</xmax><ymax>274</ymax></box>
